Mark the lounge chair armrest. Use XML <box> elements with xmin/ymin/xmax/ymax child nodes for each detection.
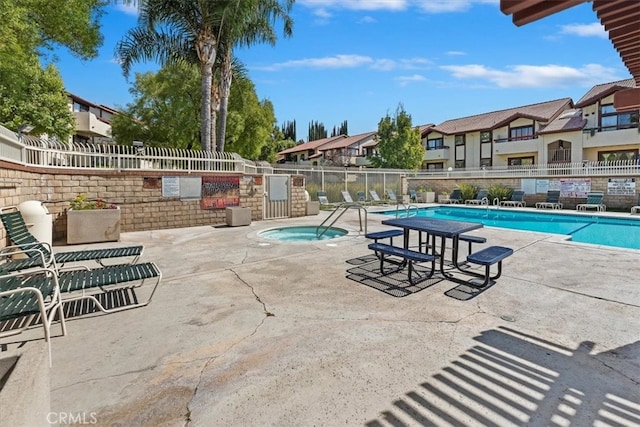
<box><xmin>0</xmin><ymin>245</ymin><xmax>52</xmax><ymax>267</ymax></box>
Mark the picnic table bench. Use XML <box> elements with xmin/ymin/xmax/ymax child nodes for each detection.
<box><xmin>466</xmin><ymin>245</ymin><xmax>513</xmax><ymax>287</ymax></box>
<box><xmin>368</xmin><ymin>242</ymin><xmax>435</xmax><ymax>284</ymax></box>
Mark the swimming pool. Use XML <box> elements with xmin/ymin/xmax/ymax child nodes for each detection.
<box><xmin>380</xmin><ymin>206</ymin><xmax>640</xmax><ymax>250</ymax></box>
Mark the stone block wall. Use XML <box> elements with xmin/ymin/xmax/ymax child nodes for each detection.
<box><xmin>0</xmin><ymin>161</ymin><xmax>308</xmax><ymax>245</ymax></box>
<box><xmin>410</xmin><ymin>175</ymin><xmax>640</xmax><ymax>210</ymax></box>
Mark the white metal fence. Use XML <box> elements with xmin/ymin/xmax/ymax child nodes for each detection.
<box><xmin>1</xmin><ymin>124</ymin><xmax>638</xmax><ymax>192</ymax></box>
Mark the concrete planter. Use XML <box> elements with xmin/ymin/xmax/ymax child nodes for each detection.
<box><xmin>67</xmin><ymin>207</ymin><xmax>121</xmax><ymax>244</ymax></box>
<box><xmin>225</xmin><ymin>207</ymin><xmax>252</xmax><ymax>227</ymax></box>
<box><xmin>418</xmin><ymin>192</ymin><xmax>436</xmax><ymax>203</ymax></box>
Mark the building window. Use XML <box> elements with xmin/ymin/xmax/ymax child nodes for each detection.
<box><xmin>598</xmin><ymin>149</ymin><xmax>638</xmax><ymax>162</ymax></box>
<box><xmin>426</xmin><ymin>138</ymin><xmax>444</xmax><ymax>150</ymax></box>
<box><xmin>480</xmin><ymin>138</ymin><xmax>492</xmax><ymax>167</ymax></box>
<box><xmin>509</xmin><ymin>125</ymin><xmax>534</xmax><ymax>141</ymax></box>
<box><xmin>480</xmin><ymin>131</ymin><xmax>491</xmax><ymax>143</ymax></box>
<box><xmin>600</xmin><ymin>104</ymin><xmax>639</xmax><ymax>131</ymax></box>
<box><xmin>454</xmin><ymin>134</ymin><xmax>465</xmax><ymax>168</ymax></box>
<box><xmin>426</xmin><ymin>162</ymin><xmax>444</xmax><ymax>170</ymax></box>
<box><xmin>455</xmin><ymin>160</ymin><xmax>465</xmax><ymax>168</ymax></box>
<box><xmin>508</xmin><ymin>156</ymin><xmax>534</xmax><ymax>166</ymax></box>
<box><xmin>73</xmin><ymin>102</ymin><xmax>89</xmax><ymax>113</ymax></box>
<box><xmin>454</xmin><ymin>135</ymin><xmax>465</xmax><ymax>145</ymax></box>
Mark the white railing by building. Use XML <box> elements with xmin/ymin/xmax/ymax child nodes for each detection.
<box><xmin>0</xmin><ymin>124</ymin><xmax>274</xmax><ymax>174</ymax></box>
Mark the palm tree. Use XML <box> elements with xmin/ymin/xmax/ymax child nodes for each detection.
<box><xmin>215</xmin><ymin>0</ymin><xmax>293</xmax><ymax>152</ymax></box>
<box><xmin>115</xmin><ymin>0</ymin><xmax>293</xmax><ymax>153</ymax></box>
<box><xmin>116</xmin><ymin>0</ymin><xmax>229</xmax><ymax>152</ymax></box>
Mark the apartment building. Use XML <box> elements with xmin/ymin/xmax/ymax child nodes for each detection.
<box><xmin>68</xmin><ymin>93</ymin><xmax>118</xmax><ymax>145</ymax></box>
<box><xmin>421</xmin><ymin>79</ymin><xmax>639</xmax><ymax>170</ymax></box>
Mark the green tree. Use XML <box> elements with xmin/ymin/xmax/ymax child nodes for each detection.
<box><xmin>281</xmin><ymin>120</ymin><xmax>296</xmax><ymax>141</ymax></box>
<box><xmin>370</xmin><ymin>104</ymin><xmax>424</xmax><ymax>170</ymax></box>
<box><xmin>308</xmin><ymin>121</ymin><xmax>327</xmax><ymax>141</ymax></box>
<box><xmin>111</xmin><ymin>63</ymin><xmax>201</xmax><ymax>149</ymax></box>
<box><xmin>0</xmin><ymin>0</ymin><xmax>105</xmax><ymax>138</ymax></box>
<box><xmin>224</xmin><ymin>76</ymin><xmax>274</xmax><ymax>159</ymax></box>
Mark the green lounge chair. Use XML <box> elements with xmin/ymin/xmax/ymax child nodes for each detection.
<box><xmin>56</xmin><ymin>261</ymin><xmax>162</xmax><ymax>314</ymax></box>
<box><xmin>576</xmin><ymin>192</ymin><xmax>606</xmax><ymax>212</ymax></box>
<box><xmin>0</xmin><ymin>268</ymin><xmax>66</xmax><ymax>366</ymax></box>
<box><xmin>465</xmin><ymin>189</ymin><xmax>489</xmax><ymax>205</ymax></box>
<box><xmin>631</xmin><ymin>193</ymin><xmax>640</xmax><ymax>214</ymax></box>
<box><xmin>536</xmin><ymin>190</ymin><xmax>563</xmax><ymax>209</ymax></box>
<box><xmin>500</xmin><ymin>190</ymin><xmax>526</xmax><ymax>207</ymax></box>
<box><xmin>0</xmin><ymin>206</ymin><xmax>144</xmax><ymax>273</ymax></box>
<box><xmin>442</xmin><ymin>189</ymin><xmax>463</xmax><ymax>204</ymax></box>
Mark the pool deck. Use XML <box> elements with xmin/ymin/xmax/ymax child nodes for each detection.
<box><xmin>2</xmin><ymin>206</ymin><xmax>640</xmax><ymax>426</ymax></box>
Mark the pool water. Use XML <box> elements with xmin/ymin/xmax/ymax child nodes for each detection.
<box><xmin>381</xmin><ymin>206</ymin><xmax>640</xmax><ymax>250</ymax></box>
<box><xmin>258</xmin><ymin>226</ymin><xmax>348</xmax><ymax>242</ymax></box>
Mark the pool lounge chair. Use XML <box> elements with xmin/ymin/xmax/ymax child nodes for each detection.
<box><xmin>0</xmin><ymin>267</ymin><xmax>66</xmax><ymax>365</ymax></box>
<box><xmin>0</xmin><ymin>206</ymin><xmax>144</xmax><ymax>274</ymax></box>
<box><xmin>576</xmin><ymin>192</ymin><xmax>606</xmax><ymax>212</ymax></box>
<box><xmin>631</xmin><ymin>193</ymin><xmax>640</xmax><ymax>214</ymax></box>
<box><xmin>500</xmin><ymin>190</ymin><xmax>526</xmax><ymax>207</ymax></box>
<box><xmin>55</xmin><ymin>261</ymin><xmax>162</xmax><ymax>314</ymax></box>
<box><xmin>341</xmin><ymin>191</ymin><xmax>356</xmax><ymax>204</ymax></box>
<box><xmin>385</xmin><ymin>189</ymin><xmax>403</xmax><ymax>204</ymax></box>
<box><xmin>369</xmin><ymin>190</ymin><xmax>390</xmax><ymax>205</ymax></box>
<box><xmin>536</xmin><ymin>190</ymin><xmax>563</xmax><ymax>209</ymax></box>
<box><xmin>409</xmin><ymin>189</ymin><xmax>418</xmax><ymax>202</ymax></box>
<box><xmin>442</xmin><ymin>189</ymin><xmax>462</xmax><ymax>204</ymax></box>
<box><xmin>356</xmin><ymin>191</ymin><xmax>371</xmax><ymax>205</ymax></box>
<box><xmin>465</xmin><ymin>189</ymin><xmax>489</xmax><ymax>205</ymax></box>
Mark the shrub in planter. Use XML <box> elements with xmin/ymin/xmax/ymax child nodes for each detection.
<box><xmin>67</xmin><ymin>194</ymin><xmax>121</xmax><ymax>244</ymax></box>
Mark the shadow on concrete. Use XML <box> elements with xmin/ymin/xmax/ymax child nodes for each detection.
<box><xmin>1</xmin><ymin>288</ymin><xmax>140</xmax><ymax>353</ymax></box>
<box><xmin>365</xmin><ymin>326</ymin><xmax>640</xmax><ymax>426</ymax></box>
<box><xmin>346</xmin><ymin>256</ymin><xmax>497</xmax><ymax>300</ymax></box>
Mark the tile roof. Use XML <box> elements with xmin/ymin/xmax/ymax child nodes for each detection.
<box><xmin>318</xmin><ymin>131</ymin><xmax>377</xmax><ymax>151</ymax></box>
<box><xmin>574</xmin><ymin>78</ymin><xmax>636</xmax><ymax>108</ymax></box>
<box><xmin>429</xmin><ymin>98</ymin><xmax>573</xmax><ymax>135</ymax></box>
<box><xmin>537</xmin><ymin>109</ymin><xmax>587</xmax><ymax>134</ymax></box>
<box><xmin>278</xmin><ymin>135</ymin><xmax>346</xmax><ymax>155</ymax></box>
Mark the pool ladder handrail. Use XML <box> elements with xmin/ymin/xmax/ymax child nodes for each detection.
<box><xmin>316</xmin><ymin>202</ymin><xmax>368</xmax><ymax>238</ymax></box>
<box><xmin>395</xmin><ymin>203</ymin><xmax>419</xmax><ymax>218</ymax></box>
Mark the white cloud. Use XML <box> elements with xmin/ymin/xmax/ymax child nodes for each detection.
<box><xmin>396</xmin><ymin>74</ymin><xmax>426</xmax><ymax>87</ymax></box>
<box><xmin>113</xmin><ymin>3</ymin><xmax>138</xmax><ymax>16</ymax></box>
<box><xmin>358</xmin><ymin>16</ymin><xmax>377</xmax><ymax>24</ymax></box>
<box><xmin>440</xmin><ymin>63</ymin><xmax>621</xmax><ymax>88</ymax></box>
<box><xmin>445</xmin><ymin>51</ymin><xmax>467</xmax><ymax>56</ymax></box>
<box><xmin>298</xmin><ymin>0</ymin><xmax>407</xmax><ymax>11</ymax></box>
<box><xmin>560</xmin><ymin>23</ymin><xmax>608</xmax><ymax>38</ymax></box>
<box><xmin>255</xmin><ymin>54</ymin><xmax>374</xmax><ymax>71</ymax></box>
<box><xmin>298</xmin><ymin>0</ymin><xmax>497</xmax><ymax>12</ymax></box>
<box><xmin>255</xmin><ymin>55</ymin><xmax>431</xmax><ymax>72</ymax></box>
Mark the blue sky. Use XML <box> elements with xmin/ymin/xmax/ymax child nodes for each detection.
<box><xmin>53</xmin><ymin>0</ymin><xmax>631</xmax><ymax>140</ymax></box>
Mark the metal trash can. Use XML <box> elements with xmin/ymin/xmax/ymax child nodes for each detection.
<box><xmin>17</xmin><ymin>200</ymin><xmax>52</xmax><ymax>246</ymax></box>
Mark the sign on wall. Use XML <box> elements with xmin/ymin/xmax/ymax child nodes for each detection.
<box><xmin>607</xmin><ymin>178</ymin><xmax>636</xmax><ymax>195</ymax></box>
<box><xmin>201</xmin><ymin>176</ymin><xmax>240</xmax><ymax>209</ymax></box>
<box><xmin>560</xmin><ymin>178</ymin><xmax>591</xmax><ymax>198</ymax></box>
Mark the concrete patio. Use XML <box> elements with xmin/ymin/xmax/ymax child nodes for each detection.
<box><xmin>2</xmin><ymin>207</ymin><xmax>640</xmax><ymax>426</ymax></box>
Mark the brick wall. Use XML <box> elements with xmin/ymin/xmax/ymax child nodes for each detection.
<box><xmin>0</xmin><ymin>161</ymin><xmax>308</xmax><ymax>245</ymax></box>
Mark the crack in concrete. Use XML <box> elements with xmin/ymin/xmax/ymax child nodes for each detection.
<box><xmin>230</xmin><ymin>268</ymin><xmax>274</xmax><ymax>317</ymax></box>
<box><xmin>184</xmin><ymin>269</ymin><xmax>271</xmax><ymax>426</ymax></box>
